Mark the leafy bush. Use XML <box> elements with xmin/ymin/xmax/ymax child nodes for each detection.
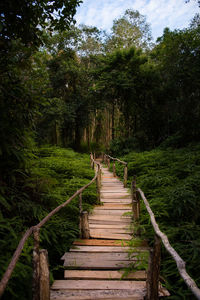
<box><xmin>115</xmin><ymin>145</ymin><xmax>200</xmax><ymax>299</ymax></box>
<box><xmin>0</xmin><ymin>146</ymin><xmax>97</xmax><ymax>299</ymax></box>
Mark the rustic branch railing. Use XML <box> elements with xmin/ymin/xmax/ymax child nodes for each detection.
<box><xmin>103</xmin><ymin>154</ymin><xmax>128</xmax><ymax>187</ymax></box>
<box><xmin>103</xmin><ymin>153</ymin><xmax>200</xmax><ymax>300</ymax></box>
<box><xmin>0</xmin><ymin>155</ymin><xmax>101</xmax><ymax>299</ymax></box>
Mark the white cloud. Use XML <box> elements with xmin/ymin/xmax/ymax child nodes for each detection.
<box><xmin>75</xmin><ymin>0</ymin><xmax>199</xmax><ymax>40</ymax></box>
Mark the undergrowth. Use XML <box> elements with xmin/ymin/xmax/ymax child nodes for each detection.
<box><xmin>0</xmin><ymin>146</ymin><xmax>97</xmax><ymax>300</ymax></box>
<box><xmin>113</xmin><ymin>144</ymin><xmax>200</xmax><ymax>299</ymax></box>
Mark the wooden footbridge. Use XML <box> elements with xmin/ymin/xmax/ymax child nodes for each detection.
<box><xmin>1</xmin><ymin>154</ymin><xmax>200</xmax><ymax>300</ymax></box>
<box><xmin>51</xmin><ymin>163</ymin><xmax>153</xmax><ymax>300</ymax></box>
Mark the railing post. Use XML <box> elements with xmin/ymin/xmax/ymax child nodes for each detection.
<box><xmin>96</xmin><ymin>164</ymin><xmax>101</xmax><ymax>203</ymax></box>
<box><xmin>81</xmin><ymin>211</ymin><xmax>90</xmax><ymax>239</ymax></box>
<box><xmin>108</xmin><ymin>158</ymin><xmax>110</xmax><ymax>170</ymax></box>
<box><xmin>33</xmin><ymin>227</ymin><xmax>40</xmax><ymax>300</ymax></box>
<box><xmin>146</xmin><ymin>234</ymin><xmax>161</xmax><ymax>300</ymax></box>
<box><xmin>79</xmin><ymin>192</ymin><xmax>83</xmax><ymax>237</ymax></box>
<box><xmin>91</xmin><ymin>153</ymin><xmax>95</xmax><ymax>169</ymax></box>
<box><xmin>124</xmin><ymin>164</ymin><xmax>128</xmax><ymax>188</ymax></box>
<box><xmin>39</xmin><ymin>249</ymin><xmax>50</xmax><ymax>300</ymax></box>
<box><xmin>131</xmin><ymin>177</ymin><xmax>139</xmax><ymax>221</ymax></box>
<box><xmin>113</xmin><ymin>161</ymin><xmax>116</xmax><ymax>177</ymax></box>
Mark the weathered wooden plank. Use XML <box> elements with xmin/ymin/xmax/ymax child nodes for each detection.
<box><xmin>89</xmin><ymin>215</ymin><xmax>131</xmax><ymax>221</ymax></box>
<box><xmin>95</xmin><ymin>204</ymin><xmax>132</xmax><ymax>210</ymax></box>
<box><xmin>51</xmin><ymin>280</ymin><xmax>146</xmax><ymax>290</ymax></box>
<box><xmin>101</xmin><ymin>188</ymin><xmax>130</xmax><ymax>192</ymax></box>
<box><xmin>62</xmin><ymin>252</ymin><xmax>135</xmax><ymax>260</ymax></box>
<box><xmin>90</xmin><ymin>228</ymin><xmax>131</xmax><ymax>234</ymax></box>
<box><xmin>50</xmin><ymin>289</ymin><xmax>144</xmax><ymax>300</ymax></box>
<box><xmin>64</xmin><ymin>270</ymin><xmax>146</xmax><ymax>280</ymax></box>
<box><xmin>73</xmin><ymin>239</ymin><xmax>130</xmax><ymax>247</ymax></box>
<box><xmin>64</xmin><ymin>260</ymin><xmax>138</xmax><ymax>269</ymax></box>
<box><xmin>69</xmin><ymin>246</ymin><xmax>130</xmax><ymax>252</ymax></box>
<box><xmin>89</xmin><ymin>224</ymin><xmax>131</xmax><ymax>229</ymax></box>
<box><xmin>73</xmin><ymin>239</ymin><xmax>148</xmax><ymax>247</ymax></box>
<box><xmin>101</xmin><ymin>199</ymin><xmax>132</xmax><ymax>204</ymax></box>
<box><xmin>90</xmin><ymin>231</ymin><xmax>132</xmax><ymax>240</ymax></box>
<box><xmin>101</xmin><ymin>194</ymin><xmax>131</xmax><ymax>198</ymax></box>
<box><xmin>92</xmin><ymin>209</ymin><xmax>131</xmax><ymax>216</ymax></box>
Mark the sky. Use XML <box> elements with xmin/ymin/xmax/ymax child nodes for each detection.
<box><xmin>75</xmin><ymin>0</ymin><xmax>199</xmax><ymax>41</ymax></box>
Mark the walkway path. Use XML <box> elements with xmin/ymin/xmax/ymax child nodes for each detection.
<box><xmin>50</xmin><ymin>164</ymin><xmax>167</xmax><ymax>299</ymax></box>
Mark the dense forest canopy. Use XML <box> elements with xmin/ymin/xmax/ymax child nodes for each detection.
<box><xmin>0</xmin><ymin>0</ymin><xmax>200</xmax><ymax>299</ymax></box>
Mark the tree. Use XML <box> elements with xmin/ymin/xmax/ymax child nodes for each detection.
<box><xmin>105</xmin><ymin>9</ymin><xmax>152</xmax><ymax>52</ymax></box>
<box><xmin>152</xmin><ymin>24</ymin><xmax>200</xmax><ymax>145</ymax></box>
<box><xmin>0</xmin><ymin>0</ymin><xmax>82</xmax><ymax>47</ymax></box>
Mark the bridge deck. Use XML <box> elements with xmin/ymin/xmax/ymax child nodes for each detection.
<box><xmin>50</xmin><ymin>164</ymin><xmax>169</xmax><ymax>299</ymax></box>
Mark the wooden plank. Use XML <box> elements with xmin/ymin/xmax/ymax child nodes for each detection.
<box><xmin>63</xmin><ymin>259</ymin><xmax>138</xmax><ymax>269</ymax></box>
<box><xmin>64</xmin><ymin>270</ymin><xmax>146</xmax><ymax>280</ymax></box>
<box><xmin>89</xmin><ymin>224</ymin><xmax>131</xmax><ymax>229</ymax></box>
<box><xmin>101</xmin><ymin>194</ymin><xmax>131</xmax><ymax>198</ymax></box>
<box><xmin>51</xmin><ymin>280</ymin><xmax>146</xmax><ymax>290</ymax></box>
<box><xmin>62</xmin><ymin>252</ymin><xmax>145</xmax><ymax>269</ymax></box>
<box><xmin>98</xmin><ymin>204</ymin><xmax>132</xmax><ymax>209</ymax></box>
<box><xmin>62</xmin><ymin>252</ymin><xmax>135</xmax><ymax>260</ymax></box>
<box><xmin>89</xmin><ymin>215</ymin><xmax>131</xmax><ymax>221</ymax></box>
<box><xmin>69</xmin><ymin>246</ymin><xmax>130</xmax><ymax>252</ymax></box>
<box><xmin>91</xmin><ymin>209</ymin><xmax>131</xmax><ymax>216</ymax></box>
<box><xmin>90</xmin><ymin>232</ymin><xmax>132</xmax><ymax>240</ymax></box>
<box><xmin>90</xmin><ymin>228</ymin><xmax>131</xmax><ymax>234</ymax></box>
<box><xmin>101</xmin><ymin>190</ymin><xmax>129</xmax><ymax>193</ymax></box>
<box><xmin>73</xmin><ymin>239</ymin><xmax>130</xmax><ymax>247</ymax></box>
<box><xmin>101</xmin><ymin>199</ymin><xmax>132</xmax><ymax>204</ymax></box>
<box><xmin>89</xmin><ymin>219</ymin><xmax>131</xmax><ymax>225</ymax></box>
<box><xmin>50</xmin><ymin>289</ymin><xmax>144</xmax><ymax>300</ymax></box>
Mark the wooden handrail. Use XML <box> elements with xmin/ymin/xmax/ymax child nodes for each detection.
<box><xmin>0</xmin><ymin>157</ymin><xmax>101</xmax><ymax>299</ymax></box>
<box><xmin>103</xmin><ymin>154</ymin><xmax>200</xmax><ymax>299</ymax></box>
<box><xmin>104</xmin><ymin>153</ymin><xmax>128</xmax><ymax>187</ymax></box>
<box><xmin>138</xmin><ymin>188</ymin><xmax>200</xmax><ymax>300</ymax></box>
<box><xmin>104</xmin><ymin>154</ymin><xmax>127</xmax><ymax>165</ymax></box>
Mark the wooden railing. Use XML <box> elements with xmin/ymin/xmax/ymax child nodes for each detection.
<box><xmin>103</xmin><ymin>154</ymin><xmax>128</xmax><ymax>187</ymax></box>
<box><xmin>103</xmin><ymin>154</ymin><xmax>200</xmax><ymax>300</ymax></box>
<box><xmin>0</xmin><ymin>155</ymin><xmax>101</xmax><ymax>300</ymax></box>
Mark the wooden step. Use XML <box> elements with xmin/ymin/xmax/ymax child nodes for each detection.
<box><xmin>64</xmin><ymin>270</ymin><xmax>146</xmax><ymax>280</ymax></box>
<box><xmin>89</xmin><ymin>215</ymin><xmax>131</xmax><ymax>222</ymax></box>
<box><xmin>50</xmin><ymin>289</ymin><xmax>144</xmax><ymax>300</ymax></box>
<box><xmin>97</xmin><ymin>204</ymin><xmax>132</xmax><ymax>209</ymax></box>
<box><xmin>51</xmin><ymin>280</ymin><xmax>146</xmax><ymax>291</ymax></box>
<box><xmin>73</xmin><ymin>239</ymin><xmax>130</xmax><ymax>247</ymax></box>
<box><xmin>89</xmin><ymin>224</ymin><xmax>131</xmax><ymax>229</ymax></box>
<box><xmin>69</xmin><ymin>246</ymin><xmax>130</xmax><ymax>252</ymax></box>
<box><xmin>91</xmin><ymin>209</ymin><xmax>131</xmax><ymax>216</ymax></box>
<box><xmin>62</xmin><ymin>252</ymin><xmax>145</xmax><ymax>269</ymax></box>
<box><xmin>101</xmin><ymin>199</ymin><xmax>132</xmax><ymax>204</ymax></box>
<box><xmin>90</xmin><ymin>231</ymin><xmax>132</xmax><ymax>240</ymax></box>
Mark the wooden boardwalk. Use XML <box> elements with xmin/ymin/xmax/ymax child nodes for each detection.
<box><xmin>50</xmin><ymin>165</ymin><xmax>168</xmax><ymax>300</ymax></box>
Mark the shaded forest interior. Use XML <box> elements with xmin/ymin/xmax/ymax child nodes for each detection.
<box><xmin>0</xmin><ymin>1</ymin><xmax>200</xmax><ymax>299</ymax></box>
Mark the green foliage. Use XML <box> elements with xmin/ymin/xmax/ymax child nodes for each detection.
<box><xmin>0</xmin><ymin>0</ymin><xmax>82</xmax><ymax>47</ymax></box>
<box><xmin>116</xmin><ymin>145</ymin><xmax>200</xmax><ymax>298</ymax></box>
<box><xmin>0</xmin><ymin>146</ymin><xmax>97</xmax><ymax>299</ymax></box>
